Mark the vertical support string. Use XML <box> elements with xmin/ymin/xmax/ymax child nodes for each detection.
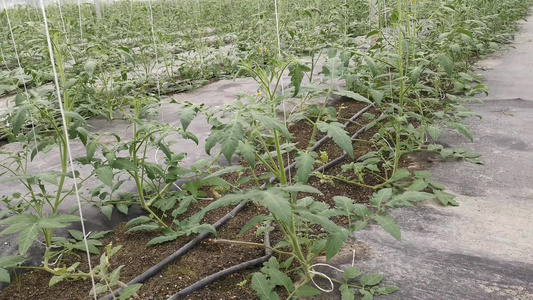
<box><xmin>39</xmin><ymin>1</ymin><xmax>97</xmax><ymax>298</ymax></box>
<box><xmin>273</xmin><ymin>0</ymin><xmax>291</xmax><ymax>184</ymax></box>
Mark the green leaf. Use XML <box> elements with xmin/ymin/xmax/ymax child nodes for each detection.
<box><xmin>427</xmin><ymin>125</ymin><xmax>442</xmax><ymax>141</ymax></box>
<box><xmin>49</xmin><ymin>275</ymin><xmax>65</xmax><ymax>286</ymax></box>
<box><xmin>0</xmin><ymin>214</ymin><xmax>38</xmax><ymax>226</ymax></box>
<box><xmin>343</xmin><ymin>266</ymin><xmax>361</xmax><ymax>282</ymax></box>
<box><xmin>119</xmin><ymin>283</ymin><xmax>143</xmax><ymax>300</ymax></box>
<box><xmin>295</xmin><ymin>285</ymin><xmax>321</xmax><ymax>296</ymax></box>
<box><xmin>369</xmin><ymin>188</ymin><xmax>393</xmax><ymax>208</ymax></box>
<box><xmin>410</xmin><ymin>66</ymin><xmax>423</xmax><ymax>85</ymax></box>
<box><xmin>112</xmin><ymin>158</ymin><xmax>137</xmax><ymax>172</ymax></box>
<box><xmin>289</xmin><ymin>62</ymin><xmax>311</xmax><ymax>97</ymax></box>
<box><xmin>361</xmin><ymin>289</ymin><xmax>373</xmax><ymax>300</ymax></box>
<box><xmin>267</xmin><ymin>268</ymin><xmax>294</xmax><ymax>292</ymax></box>
<box><xmin>295</xmin><ymin>151</ymin><xmax>317</xmax><ymax>184</ymax></box>
<box><xmin>239</xmin><ymin>215</ymin><xmax>269</xmax><ymax>236</ymax></box>
<box><xmin>251</xmin><ymin>273</ymin><xmax>278</xmax><ymax>300</ymax></box>
<box><xmin>255</xmin><ymin>189</ymin><xmax>291</xmax><ymax>224</ymax></box>
<box><xmin>340</xmin><ymin>284</ymin><xmax>355</xmax><ymax>300</ymax></box>
<box><xmin>364</xmin><ymin>56</ymin><xmax>379</xmax><ymax>77</ymax></box>
<box><xmin>373</xmin><ymin>286</ymin><xmax>399</xmax><ymax>295</ymax></box>
<box><xmin>99</xmin><ymin>205</ymin><xmax>113</xmax><ymax>221</ymax></box>
<box><xmin>374</xmin><ymin>216</ymin><xmax>401</xmax><ymax>241</ymax></box>
<box><xmin>435</xmin><ymin>53</ymin><xmax>454</xmax><ymax>77</ymax></box>
<box><xmin>317</xmin><ymin>122</ymin><xmax>353</xmax><ymax>159</ymax></box>
<box><xmin>0</xmin><ymin>268</ymin><xmax>10</xmax><ymax>283</ymax></box>
<box><xmin>333</xmin><ymin>90</ymin><xmax>373</xmax><ymax>105</ymax></box>
<box><xmin>409</xmin><ymin>179</ymin><xmax>428</xmax><ymax>192</ymax></box>
<box><xmin>179</xmin><ymin>105</ymin><xmax>198</xmax><ymax>131</ymax></box>
<box><xmin>448</xmin><ymin>122</ymin><xmax>473</xmax><ymax>141</ymax></box>
<box><xmin>389</xmin><ymin>169</ymin><xmax>411</xmax><ymax>182</ymax></box>
<box><xmin>96</xmin><ymin>166</ymin><xmax>114</xmax><ymax>187</ymax></box>
<box><xmin>237</xmin><ymin>141</ymin><xmax>256</xmax><ymax>168</ymax></box>
<box><xmin>321</xmin><ymin>56</ymin><xmax>345</xmax><ymax>79</ymax></box>
<box><xmin>333</xmin><ymin>196</ymin><xmax>355</xmax><ymax>215</ymax></box>
<box><xmin>434</xmin><ymin>190</ymin><xmax>458</xmax><ymax>206</ymax></box>
<box><xmin>127</xmin><ymin>224</ymin><xmax>159</xmax><ymax>233</ymax></box>
<box><xmin>281</xmin><ymin>183</ymin><xmax>322</xmax><ymax>195</ymax></box>
<box><xmin>18</xmin><ymin>224</ymin><xmax>39</xmax><ymax>255</ymax></box>
<box><xmin>12</xmin><ymin>105</ymin><xmax>31</xmax><ymax>136</ymax></box>
<box><xmin>84</xmin><ymin>60</ymin><xmax>96</xmax><ymax>76</ymax></box>
<box><xmin>125</xmin><ymin>216</ymin><xmax>152</xmax><ymax>228</ymax></box>
<box><xmin>219</xmin><ymin>120</ymin><xmax>245</xmax><ymax>163</ymax></box>
<box><xmin>0</xmin><ymin>256</ymin><xmax>27</xmax><ymax>268</ymax></box>
<box><xmin>325</xmin><ymin>231</ymin><xmax>348</xmax><ymax>261</ymax></box>
<box><xmin>360</xmin><ymin>273</ymin><xmax>383</xmax><ymax>287</ymax></box>
<box><xmin>146</xmin><ymin>234</ymin><xmax>179</xmax><ymax>246</ymax></box>
<box><xmin>249</xmin><ymin>111</ymin><xmax>291</xmax><ymax>139</ymax></box>
<box><xmin>296</xmin><ymin>208</ymin><xmax>348</xmax><ymax>234</ymax></box>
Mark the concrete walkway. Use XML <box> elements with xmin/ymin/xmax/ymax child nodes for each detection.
<box><xmin>321</xmin><ymin>18</ymin><xmax>533</xmax><ymax>300</ymax></box>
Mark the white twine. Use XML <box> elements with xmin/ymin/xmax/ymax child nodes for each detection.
<box><xmin>309</xmin><ymin>263</ymin><xmax>345</xmax><ymax>293</ymax></box>
<box><xmin>273</xmin><ymin>0</ymin><xmax>291</xmax><ymax>185</ymax></box>
<box><xmin>39</xmin><ymin>1</ymin><xmax>97</xmax><ymax>298</ymax></box>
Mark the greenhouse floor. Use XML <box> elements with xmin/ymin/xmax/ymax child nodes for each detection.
<box><xmin>314</xmin><ymin>20</ymin><xmax>533</xmax><ymax>299</ymax></box>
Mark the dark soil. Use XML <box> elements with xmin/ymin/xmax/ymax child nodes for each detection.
<box><xmin>0</xmin><ymin>98</ymin><xmax>431</xmax><ymax>300</ymax></box>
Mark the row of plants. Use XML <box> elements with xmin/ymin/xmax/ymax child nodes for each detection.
<box><xmin>0</xmin><ymin>0</ymin><xmax>371</xmax><ymax>123</ymax></box>
<box><xmin>0</xmin><ymin>0</ymin><xmax>532</xmax><ymax>299</ymax></box>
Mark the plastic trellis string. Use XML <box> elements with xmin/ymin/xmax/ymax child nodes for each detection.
<box><xmin>102</xmin><ymin>104</ymin><xmax>373</xmax><ymax>299</ymax></box>
<box><xmin>39</xmin><ymin>0</ymin><xmax>97</xmax><ymax>298</ymax></box>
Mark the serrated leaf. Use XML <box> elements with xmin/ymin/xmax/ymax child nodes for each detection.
<box><xmin>237</xmin><ymin>142</ymin><xmax>256</xmax><ymax>168</ymax></box>
<box><xmin>296</xmin><ymin>208</ymin><xmax>348</xmax><ymax>234</ymax></box>
<box><xmin>410</xmin><ymin>66</ymin><xmax>423</xmax><ymax>85</ymax></box>
<box><xmin>179</xmin><ymin>105</ymin><xmax>198</xmax><ymax>131</ymax></box>
<box><xmin>360</xmin><ymin>273</ymin><xmax>383</xmax><ymax>287</ymax></box>
<box><xmin>252</xmin><ymin>273</ymin><xmax>278</xmax><ymax>300</ymax></box>
<box><xmin>49</xmin><ymin>275</ymin><xmax>65</xmax><ymax>287</ymax></box>
<box><xmin>361</xmin><ymin>290</ymin><xmax>373</xmax><ymax>300</ymax></box>
<box><xmin>0</xmin><ymin>256</ymin><xmax>26</xmax><ymax>268</ymax></box>
<box><xmin>434</xmin><ymin>190</ymin><xmax>458</xmax><ymax>206</ymax></box>
<box><xmin>409</xmin><ymin>179</ymin><xmax>428</xmax><ymax>192</ymax></box>
<box><xmin>255</xmin><ymin>190</ymin><xmax>291</xmax><ymax>224</ymax></box>
<box><xmin>326</xmin><ymin>231</ymin><xmax>348</xmax><ymax>261</ymax></box>
<box><xmin>374</xmin><ymin>215</ymin><xmax>401</xmax><ymax>241</ymax></box>
<box><xmin>249</xmin><ymin>111</ymin><xmax>291</xmax><ymax>139</ymax></box>
<box><xmin>239</xmin><ymin>215</ymin><xmax>269</xmax><ymax>236</ymax></box>
<box><xmin>369</xmin><ymin>188</ymin><xmax>393</xmax><ymax>208</ymax></box>
<box><xmin>268</xmin><ymin>268</ymin><xmax>294</xmax><ymax>292</ymax></box>
<box><xmin>0</xmin><ymin>268</ymin><xmax>10</xmax><ymax>283</ymax></box>
<box><xmin>84</xmin><ymin>60</ymin><xmax>96</xmax><ymax>76</ymax></box>
<box><xmin>289</xmin><ymin>62</ymin><xmax>311</xmax><ymax>97</ymax></box>
<box><xmin>321</xmin><ymin>56</ymin><xmax>345</xmax><ymax>79</ymax></box>
<box><xmin>119</xmin><ymin>283</ymin><xmax>143</xmax><ymax>300</ymax></box>
<box><xmin>218</xmin><ymin>120</ymin><xmax>245</xmax><ymax>163</ymax></box>
<box><xmin>96</xmin><ymin>166</ymin><xmax>114</xmax><ymax>187</ymax></box>
<box><xmin>317</xmin><ymin>122</ymin><xmax>353</xmax><ymax>158</ymax></box>
<box><xmin>435</xmin><ymin>53</ymin><xmax>454</xmax><ymax>77</ymax></box>
<box><xmin>373</xmin><ymin>286</ymin><xmax>399</xmax><ymax>295</ymax></box>
<box><xmin>390</xmin><ymin>169</ymin><xmax>411</xmax><ymax>182</ymax></box>
<box><xmin>295</xmin><ymin>285</ymin><xmax>321</xmax><ymax>296</ymax></box>
<box><xmin>12</xmin><ymin>105</ymin><xmax>30</xmax><ymax>136</ymax></box>
<box><xmin>333</xmin><ymin>90</ymin><xmax>373</xmax><ymax>105</ymax></box>
<box><xmin>427</xmin><ymin>125</ymin><xmax>442</xmax><ymax>141</ymax></box>
<box><xmin>295</xmin><ymin>151</ymin><xmax>317</xmax><ymax>184</ymax></box>
<box><xmin>281</xmin><ymin>183</ymin><xmax>322</xmax><ymax>195</ymax></box>
<box><xmin>99</xmin><ymin>205</ymin><xmax>113</xmax><ymax>221</ymax></box>
<box><xmin>112</xmin><ymin>158</ymin><xmax>137</xmax><ymax>172</ymax></box>
<box><xmin>364</xmin><ymin>56</ymin><xmax>379</xmax><ymax>77</ymax></box>
<box><xmin>125</xmin><ymin>216</ymin><xmax>151</xmax><ymax>228</ymax></box>
<box><xmin>127</xmin><ymin>224</ymin><xmax>159</xmax><ymax>233</ymax></box>
<box><xmin>340</xmin><ymin>284</ymin><xmax>355</xmax><ymax>300</ymax></box>
<box><xmin>18</xmin><ymin>224</ymin><xmax>39</xmax><ymax>255</ymax></box>
<box><xmin>146</xmin><ymin>234</ymin><xmax>179</xmax><ymax>246</ymax></box>
<box><xmin>333</xmin><ymin>196</ymin><xmax>354</xmax><ymax>215</ymax></box>
<box><xmin>343</xmin><ymin>266</ymin><xmax>361</xmax><ymax>282</ymax></box>
<box><xmin>448</xmin><ymin>122</ymin><xmax>473</xmax><ymax>141</ymax></box>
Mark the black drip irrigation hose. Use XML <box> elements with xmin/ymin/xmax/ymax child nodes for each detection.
<box><xmin>167</xmin><ymin>228</ymin><xmax>273</xmax><ymax>300</ymax></box>
<box><xmin>101</xmin><ymin>105</ymin><xmax>373</xmax><ymax>300</ymax></box>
